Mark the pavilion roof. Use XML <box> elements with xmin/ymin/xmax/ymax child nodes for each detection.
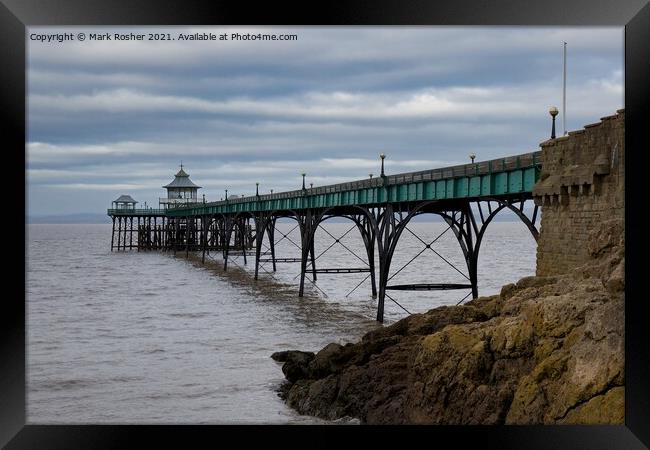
<box><xmin>163</xmin><ymin>165</ymin><xmax>202</xmax><ymax>189</ymax></box>
<box><xmin>113</xmin><ymin>194</ymin><xmax>138</xmax><ymax>203</ymax></box>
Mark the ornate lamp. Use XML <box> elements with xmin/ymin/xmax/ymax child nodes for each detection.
<box><xmin>549</xmin><ymin>106</ymin><xmax>559</xmax><ymax>139</ymax></box>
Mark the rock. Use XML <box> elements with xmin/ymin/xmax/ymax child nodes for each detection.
<box><xmin>275</xmin><ymin>351</ymin><xmax>315</xmax><ymax>383</ymax></box>
<box><xmin>559</xmin><ymin>386</ymin><xmax>625</xmax><ymax>424</ymax></box>
<box><xmin>500</xmin><ymin>283</ymin><xmax>517</xmax><ymax>300</ymax></box>
<box><xmin>271</xmin><ymin>351</ymin><xmax>290</xmax><ymax>362</ymax></box>
<box><xmin>332</xmin><ymin>416</ymin><xmax>361</xmax><ymax>425</ymax></box>
<box><xmin>273</xmin><ymin>214</ymin><xmax>625</xmax><ymax>425</ymax></box>
<box><xmin>271</xmin><ymin>350</ymin><xmax>314</xmax><ymax>363</ymax></box>
<box><xmin>587</xmin><ymin>219</ymin><xmax>624</xmax><ymax>258</ymax></box>
<box><xmin>605</xmin><ymin>259</ymin><xmax>624</xmax><ymax>294</ymax></box>
<box><xmin>308</xmin><ymin>343</ymin><xmax>347</xmax><ymax>378</ymax></box>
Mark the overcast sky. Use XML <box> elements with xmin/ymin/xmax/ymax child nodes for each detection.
<box><xmin>27</xmin><ymin>26</ymin><xmax>623</xmax><ymax>215</ymax></box>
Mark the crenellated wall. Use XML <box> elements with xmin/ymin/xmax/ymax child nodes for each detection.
<box><xmin>533</xmin><ymin>109</ymin><xmax>625</xmax><ymax>276</ymax></box>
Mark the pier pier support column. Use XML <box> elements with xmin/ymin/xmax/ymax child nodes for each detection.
<box><xmin>253</xmin><ymin>217</ymin><xmax>263</xmax><ymax>279</ymax></box>
<box><xmin>299</xmin><ymin>210</ymin><xmax>318</xmax><ymax>297</ymax></box>
<box><xmin>110</xmin><ymin>217</ymin><xmax>116</xmax><ymax>251</ymax></box>
<box><xmin>129</xmin><ymin>217</ymin><xmax>133</xmax><ymax>250</ymax></box>
<box><xmin>268</xmin><ymin>218</ymin><xmax>277</xmax><ymax>272</ymax></box>
<box><xmin>201</xmin><ymin>215</ymin><xmax>208</xmax><ymax>264</ymax></box>
<box><xmin>240</xmin><ymin>218</ymin><xmax>248</xmax><ymax>265</ymax></box>
<box><xmin>185</xmin><ymin>216</ymin><xmax>191</xmax><ymax>258</ymax></box>
<box><xmin>375</xmin><ymin>205</ymin><xmax>393</xmax><ymax>322</ymax></box>
<box><xmin>309</xmin><ymin>238</ymin><xmax>317</xmax><ymax>282</ymax></box>
<box><xmin>223</xmin><ymin>217</ymin><xmax>232</xmax><ymax>271</ymax></box>
<box><xmin>357</xmin><ymin>215</ymin><xmax>377</xmax><ymax>298</ymax></box>
<box><xmin>117</xmin><ymin>217</ymin><xmax>122</xmax><ymax>251</ymax></box>
<box><xmin>173</xmin><ymin>218</ymin><xmax>179</xmax><ymax>255</ymax></box>
<box><xmin>122</xmin><ymin>216</ymin><xmax>128</xmax><ymax>251</ymax></box>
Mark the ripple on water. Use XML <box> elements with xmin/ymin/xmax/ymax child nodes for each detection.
<box><xmin>27</xmin><ymin>222</ymin><xmax>536</xmax><ymax>423</ymax></box>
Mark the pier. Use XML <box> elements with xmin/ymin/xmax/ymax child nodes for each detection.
<box><xmin>109</xmin><ymin>151</ymin><xmax>541</xmax><ymax>322</ymax></box>
<box><xmin>108</xmin><ymin>109</ymin><xmax>624</xmax><ymax>322</ymax></box>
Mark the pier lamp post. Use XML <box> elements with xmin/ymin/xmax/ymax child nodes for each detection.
<box><xmin>225</xmin><ymin>189</ymin><xmax>228</xmax><ymax>203</ymax></box>
<box><xmin>469</xmin><ymin>153</ymin><xmax>476</xmax><ymax>164</ymax></box>
<box><xmin>301</xmin><ymin>173</ymin><xmax>306</xmax><ymax>190</ymax></box>
<box><xmin>369</xmin><ymin>173</ymin><xmax>373</xmax><ymax>179</ymax></box>
<box><xmin>270</xmin><ymin>189</ymin><xmax>273</xmax><ymax>195</ymax></box>
<box><xmin>202</xmin><ymin>194</ymin><xmax>205</xmax><ymax>204</ymax></box>
<box><xmin>549</xmin><ymin>106</ymin><xmax>559</xmax><ymax>139</ymax></box>
<box><xmin>310</xmin><ymin>182</ymin><xmax>313</xmax><ymax>189</ymax></box>
<box><xmin>380</xmin><ymin>153</ymin><xmax>386</xmax><ymax>177</ymax></box>
<box><xmin>256</xmin><ymin>182</ymin><xmax>259</xmax><ymax>197</ymax></box>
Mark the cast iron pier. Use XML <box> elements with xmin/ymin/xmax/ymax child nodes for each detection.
<box><xmin>108</xmin><ymin>152</ymin><xmax>541</xmax><ymax>322</ymax></box>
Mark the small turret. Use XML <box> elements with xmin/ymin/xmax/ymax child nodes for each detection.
<box><xmin>159</xmin><ymin>163</ymin><xmax>202</xmax><ymax>209</ymax></box>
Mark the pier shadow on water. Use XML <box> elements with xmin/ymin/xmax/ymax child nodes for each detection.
<box><xmin>177</xmin><ymin>250</ymin><xmax>383</xmax><ymax>334</ymax></box>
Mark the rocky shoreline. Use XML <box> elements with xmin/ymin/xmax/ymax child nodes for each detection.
<box><xmin>272</xmin><ymin>219</ymin><xmax>624</xmax><ymax>424</ymax></box>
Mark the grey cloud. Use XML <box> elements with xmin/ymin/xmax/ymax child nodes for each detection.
<box><xmin>27</xmin><ymin>26</ymin><xmax>623</xmax><ymax>215</ymax></box>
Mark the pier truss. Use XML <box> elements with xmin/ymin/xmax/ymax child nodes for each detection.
<box><xmin>109</xmin><ymin>151</ymin><xmax>541</xmax><ymax>322</ymax></box>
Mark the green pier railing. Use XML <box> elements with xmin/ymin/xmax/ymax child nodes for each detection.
<box><xmin>108</xmin><ymin>151</ymin><xmax>541</xmax><ymax>218</ymax></box>
<box><xmin>107</xmin><ymin>208</ymin><xmax>167</xmax><ymax>216</ymax></box>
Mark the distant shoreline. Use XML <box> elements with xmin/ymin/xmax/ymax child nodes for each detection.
<box><xmin>27</xmin><ymin>214</ymin><xmax>112</xmax><ymax>225</ymax></box>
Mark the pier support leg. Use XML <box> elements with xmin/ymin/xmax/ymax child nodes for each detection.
<box><xmin>185</xmin><ymin>216</ymin><xmax>190</xmax><ymax>258</ymax></box>
<box><xmin>357</xmin><ymin>216</ymin><xmax>377</xmax><ymax>298</ymax></box>
<box><xmin>122</xmin><ymin>217</ymin><xmax>127</xmax><ymax>251</ymax></box>
<box><xmin>210</xmin><ymin>219</ymin><xmax>216</xmax><ymax>249</ymax></box>
<box><xmin>368</xmin><ymin>245</ymin><xmax>377</xmax><ymax>298</ymax></box>
<box><xmin>110</xmin><ymin>217</ymin><xmax>116</xmax><ymax>251</ymax></box>
<box><xmin>299</xmin><ymin>211</ymin><xmax>317</xmax><ymax>297</ymax></box>
<box><xmin>223</xmin><ymin>218</ymin><xmax>232</xmax><ymax>271</ymax></box>
<box><xmin>439</xmin><ymin>207</ymin><xmax>478</xmax><ymax>301</ymax></box>
<box><xmin>464</xmin><ymin>208</ymin><xmax>479</xmax><ymax>299</ymax></box>
<box><xmin>163</xmin><ymin>218</ymin><xmax>167</xmax><ymax>250</ymax></box>
<box><xmin>375</xmin><ymin>204</ymin><xmax>396</xmax><ymax>323</ymax></box>
<box><xmin>309</xmin><ymin>237</ymin><xmax>317</xmax><ymax>282</ymax></box>
<box><xmin>202</xmin><ymin>216</ymin><xmax>207</xmax><ymax>264</ymax></box>
<box><xmin>173</xmin><ymin>218</ymin><xmax>179</xmax><ymax>255</ymax></box>
<box><xmin>117</xmin><ymin>217</ymin><xmax>122</xmax><ymax>252</ymax></box>
<box><xmin>240</xmin><ymin>219</ymin><xmax>248</xmax><ymax>265</ymax></box>
<box><xmin>254</xmin><ymin>216</ymin><xmax>267</xmax><ymax>280</ymax></box>
<box><xmin>461</xmin><ymin>198</ymin><xmax>540</xmax><ymax>302</ymax></box>
<box><xmin>268</xmin><ymin>219</ymin><xmax>277</xmax><ymax>272</ymax></box>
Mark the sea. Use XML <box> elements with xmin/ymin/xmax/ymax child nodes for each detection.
<box><xmin>26</xmin><ymin>221</ymin><xmax>536</xmax><ymax>424</ymax></box>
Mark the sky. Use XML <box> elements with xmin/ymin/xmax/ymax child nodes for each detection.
<box><xmin>27</xmin><ymin>26</ymin><xmax>623</xmax><ymax>216</ymax></box>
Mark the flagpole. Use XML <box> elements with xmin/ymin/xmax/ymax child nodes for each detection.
<box><xmin>563</xmin><ymin>42</ymin><xmax>567</xmax><ymax>135</ymax></box>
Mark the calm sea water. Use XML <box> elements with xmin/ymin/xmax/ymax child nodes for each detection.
<box><xmin>27</xmin><ymin>221</ymin><xmax>536</xmax><ymax>424</ymax></box>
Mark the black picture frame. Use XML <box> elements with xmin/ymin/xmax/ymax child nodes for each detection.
<box><xmin>2</xmin><ymin>0</ymin><xmax>649</xmax><ymax>447</ymax></box>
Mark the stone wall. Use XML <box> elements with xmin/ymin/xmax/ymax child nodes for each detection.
<box><xmin>533</xmin><ymin>109</ymin><xmax>625</xmax><ymax>276</ymax></box>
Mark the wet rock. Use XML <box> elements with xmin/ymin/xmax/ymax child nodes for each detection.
<box><xmin>271</xmin><ymin>350</ymin><xmax>314</xmax><ymax>363</ymax></box>
<box><xmin>272</xmin><ymin>350</ymin><xmax>315</xmax><ymax>383</ymax></box>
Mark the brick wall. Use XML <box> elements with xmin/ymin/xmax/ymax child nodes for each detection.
<box><xmin>533</xmin><ymin>109</ymin><xmax>625</xmax><ymax>276</ymax></box>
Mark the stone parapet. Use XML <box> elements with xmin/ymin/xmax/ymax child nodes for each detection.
<box><xmin>533</xmin><ymin>109</ymin><xmax>624</xmax><ymax>276</ymax></box>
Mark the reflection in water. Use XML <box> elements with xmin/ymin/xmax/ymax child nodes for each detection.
<box><xmin>27</xmin><ymin>222</ymin><xmax>535</xmax><ymax>423</ymax></box>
